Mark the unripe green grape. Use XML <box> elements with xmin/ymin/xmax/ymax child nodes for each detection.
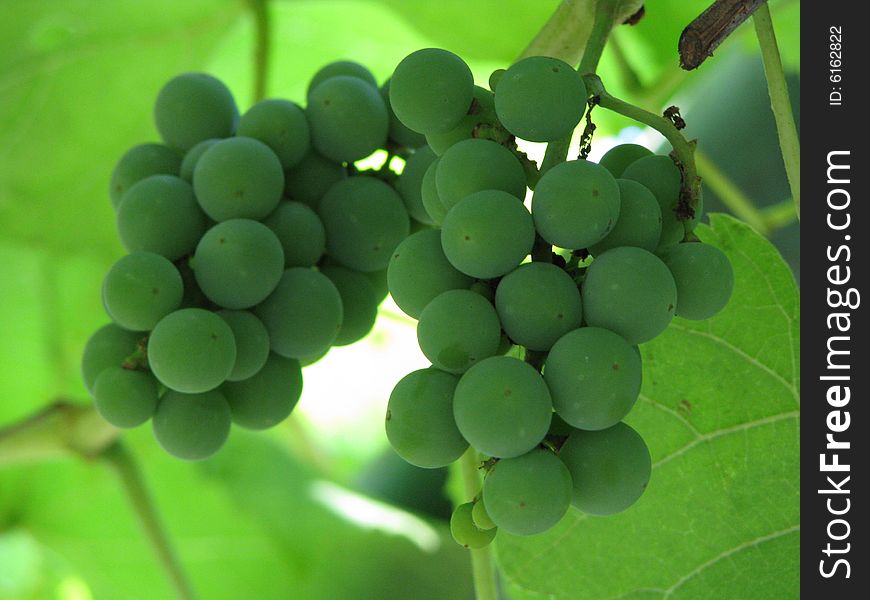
<box><xmin>421</xmin><ymin>158</ymin><xmax>448</xmax><ymax>225</ymax></box>
<box><xmin>152</xmin><ymin>389</ymin><xmax>232</xmax><ymax>460</ymax></box>
<box><xmin>81</xmin><ymin>324</ymin><xmax>143</xmax><ymax>393</ymax></box>
<box><xmin>93</xmin><ymin>367</ymin><xmax>159</xmax><ymax>428</ymax></box>
<box><xmin>380</xmin><ymin>78</ymin><xmax>427</xmax><ymax>149</ymax></box>
<box><xmin>216</xmin><ymin>310</ymin><xmax>270</xmax><ymax>382</ymax></box>
<box><xmin>307</xmin><ymin>76</ymin><xmax>389</xmax><ymax>163</ymax></box>
<box><xmin>425</xmin><ymin>86</ymin><xmax>496</xmax><ymax>156</ymax></box>
<box><xmin>453</xmin><ymin>356</ymin><xmax>552</xmax><ymax>458</ymax></box>
<box><xmin>176</xmin><ymin>259</ymin><xmax>209</xmax><ymax>309</ymax></box>
<box><xmin>387</xmin><ymin>229</ymin><xmax>473</xmax><ymax>319</ymax></box>
<box><xmin>659</xmin><ymin>242</ymin><xmax>734</xmax><ymax>320</ymax></box>
<box><xmin>417</xmin><ymin>290</ymin><xmax>501</xmax><ymax>374</ymax></box>
<box><xmin>395</xmin><ymin>146</ymin><xmax>437</xmax><ymax>224</ymax></box>
<box><xmin>154</xmin><ymin>73</ymin><xmax>238</xmax><ymax>152</ymax></box>
<box><xmin>261</xmin><ymin>201</ymin><xmax>326</xmax><ymax>268</ymax></box>
<box><xmin>471</xmin><ymin>499</ymin><xmax>496</xmax><ymax>530</ymax></box>
<box><xmin>299</xmin><ymin>349</ymin><xmax>329</xmax><ymax>367</ymax></box>
<box><xmin>532</xmin><ymin>159</ymin><xmax>620</xmax><ymax>249</ymax></box>
<box><xmin>495</xmin><ymin>262</ymin><xmax>582</xmax><ymax>351</ymax></box>
<box><xmin>494</xmin><ymin>56</ymin><xmax>586</xmax><ymax>142</ymax></box>
<box><xmin>148</xmin><ymin>308</ymin><xmax>237</xmax><ymax>393</ymax></box>
<box><xmin>110</xmin><ymin>143</ymin><xmax>181</xmax><ymax>209</ymax></box>
<box><xmin>488</xmin><ymin>69</ymin><xmax>505</xmax><ymax>92</ymax></box>
<box><xmin>102</xmin><ymin>252</ymin><xmax>183</xmax><ymax>332</ymax></box>
<box><xmin>559</xmin><ymin>422</ymin><xmax>651</xmax><ymax>515</ymax></box>
<box><xmin>482</xmin><ymin>448</ymin><xmax>572</xmax><ymax>536</ymax></box>
<box><xmin>544</xmin><ymin>327</ymin><xmax>642</xmax><ymax>430</ymax></box>
<box><xmin>222</xmin><ymin>353</ymin><xmax>303</xmax><ymax>430</ymax></box>
<box><xmin>589</xmin><ymin>179</ymin><xmax>662</xmax><ymax>255</ymax></box>
<box><xmin>435</xmin><ymin>138</ymin><xmax>527</xmax><ymax>211</ymax></box>
<box><xmin>364</xmin><ymin>267</ymin><xmax>389</xmax><ymax>304</ymax></box>
<box><xmin>193</xmin><ymin>219</ymin><xmax>285</xmax><ymax>309</ymax></box>
<box><xmin>308</xmin><ymin>60</ymin><xmax>377</xmax><ymax>96</ymax></box>
<box><xmin>385</xmin><ymin>368</ymin><xmax>467</xmax><ymax>468</ymax></box>
<box><xmin>117</xmin><ymin>175</ymin><xmax>207</xmax><ymax>260</ymax></box>
<box><xmin>255</xmin><ymin>267</ymin><xmax>343</xmax><ymax>359</ymax></box>
<box><xmin>179</xmin><ymin>139</ymin><xmax>219</xmax><ymax>182</ymax></box>
<box><xmin>318</xmin><ymin>176</ymin><xmax>410</xmax><ymax>273</ymax></box>
<box><xmin>598</xmin><ymin>143</ymin><xmax>653</xmax><ymax>178</ymax></box>
<box><xmin>622</xmin><ymin>155</ymin><xmax>686</xmax><ymax>250</ymax></box>
<box><xmin>283</xmin><ymin>151</ymin><xmax>347</xmax><ymax>211</ymax></box>
<box><xmin>238</xmin><ymin>99</ymin><xmax>310</xmax><ymax>170</ymax></box>
<box><xmin>450</xmin><ymin>503</ymin><xmax>497</xmax><ymax>549</ymax></box>
<box><xmin>389</xmin><ymin>48</ymin><xmax>474</xmax><ymax>135</ymax></box>
<box><xmin>320</xmin><ymin>265</ymin><xmax>378</xmax><ymax>346</ymax></box>
<box><xmin>582</xmin><ymin>247</ymin><xmax>677</xmax><ymax>344</ymax></box>
<box><xmin>441</xmin><ymin>190</ymin><xmax>535</xmax><ymax>279</ymax></box>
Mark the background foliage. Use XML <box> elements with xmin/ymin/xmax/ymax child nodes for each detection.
<box><xmin>0</xmin><ymin>1</ymin><xmax>799</xmax><ymax>598</ymax></box>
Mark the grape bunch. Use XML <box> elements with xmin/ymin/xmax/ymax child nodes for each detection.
<box><xmin>381</xmin><ymin>50</ymin><xmax>735</xmax><ymax>545</ymax></box>
<box><xmin>82</xmin><ymin>61</ymin><xmax>430</xmax><ymax>460</ymax></box>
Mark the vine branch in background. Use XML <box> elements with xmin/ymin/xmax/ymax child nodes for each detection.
<box><xmin>459</xmin><ymin>448</ymin><xmax>499</xmax><ymax>600</ymax></box>
<box><xmin>248</xmin><ymin>0</ymin><xmax>271</xmax><ymax>102</ymax></box>
<box><xmin>678</xmin><ymin>0</ymin><xmax>767</xmax><ymax>70</ymax></box>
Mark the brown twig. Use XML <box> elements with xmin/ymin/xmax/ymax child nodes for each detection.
<box><xmin>678</xmin><ymin>0</ymin><xmax>767</xmax><ymax>70</ymax></box>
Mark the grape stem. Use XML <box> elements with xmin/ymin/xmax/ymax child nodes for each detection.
<box><xmin>248</xmin><ymin>0</ymin><xmax>271</xmax><ymax>102</ymax></box>
<box><xmin>459</xmin><ymin>448</ymin><xmax>499</xmax><ymax>600</ymax></box>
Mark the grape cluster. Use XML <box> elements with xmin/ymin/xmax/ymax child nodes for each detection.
<box><xmin>382</xmin><ymin>50</ymin><xmax>735</xmax><ymax>544</ymax></box>
<box><xmin>83</xmin><ymin>62</ymin><xmax>427</xmax><ymax>459</ymax></box>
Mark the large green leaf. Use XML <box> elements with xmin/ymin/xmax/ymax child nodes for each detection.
<box><xmin>498</xmin><ymin>214</ymin><xmax>800</xmax><ymax>599</ymax></box>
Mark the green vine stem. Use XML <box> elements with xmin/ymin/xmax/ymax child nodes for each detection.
<box><xmin>103</xmin><ymin>442</ymin><xmax>198</xmax><ymax>600</ymax></box>
<box><xmin>248</xmin><ymin>0</ymin><xmax>271</xmax><ymax>102</ymax></box>
<box><xmin>693</xmin><ymin>149</ymin><xmax>769</xmax><ymax>235</ymax></box>
<box><xmin>752</xmin><ymin>3</ymin><xmax>800</xmax><ymax>219</ymax></box>
<box><xmin>459</xmin><ymin>448</ymin><xmax>499</xmax><ymax>600</ymax></box>
<box><xmin>761</xmin><ymin>198</ymin><xmax>798</xmax><ymax>231</ymax></box>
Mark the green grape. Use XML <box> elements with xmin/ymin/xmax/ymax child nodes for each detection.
<box><xmin>421</xmin><ymin>158</ymin><xmax>448</xmax><ymax>225</ymax></box>
<box><xmin>81</xmin><ymin>325</ymin><xmax>143</xmax><ymax>392</ymax></box>
<box><xmin>581</xmin><ymin>247</ymin><xmax>677</xmax><ymax>344</ymax></box>
<box><xmin>193</xmin><ymin>219</ymin><xmax>285</xmax><ymax>309</ymax></box>
<box><xmin>238</xmin><ymin>99</ymin><xmax>310</xmax><ymax>169</ymax></box>
<box><xmin>425</xmin><ymin>86</ymin><xmax>496</xmax><ymax>156</ymax></box>
<box><xmin>622</xmin><ymin>155</ymin><xmax>688</xmax><ymax>250</ymax></box>
<box><xmin>389</xmin><ymin>48</ymin><xmax>474</xmax><ymax>134</ymax></box>
<box><xmin>193</xmin><ymin>136</ymin><xmax>284</xmax><ymax>221</ymax></box>
<box><xmin>320</xmin><ymin>265</ymin><xmax>378</xmax><ymax>346</ymax></box>
<box><xmin>93</xmin><ymin>367</ymin><xmax>159</xmax><ymax>428</ymax></box>
<box><xmin>435</xmin><ymin>138</ymin><xmax>527</xmax><ymax>211</ymax></box>
<box><xmin>307</xmin><ymin>76</ymin><xmax>388</xmax><ymax>163</ymax></box>
<box><xmin>153</xmin><ymin>73</ymin><xmax>238</xmax><ymax>152</ymax></box>
<box><xmin>152</xmin><ymin>389</ymin><xmax>232</xmax><ymax>460</ymax></box>
<box><xmin>395</xmin><ymin>146</ymin><xmax>437</xmax><ymax>224</ymax></box>
<box><xmin>380</xmin><ymin>79</ymin><xmax>427</xmax><ymax>149</ymax></box>
<box><xmin>470</xmin><ymin>280</ymin><xmax>495</xmax><ymax>303</ymax></box>
<box><xmin>450</xmin><ymin>503</ymin><xmax>497</xmax><ymax>549</ymax></box>
<box><xmin>589</xmin><ymin>179</ymin><xmax>662</xmax><ymax>255</ymax></box>
<box><xmin>494</xmin><ymin>56</ymin><xmax>586</xmax><ymax>142</ymax></box>
<box><xmin>363</xmin><ymin>267</ymin><xmax>389</xmax><ymax>304</ymax></box>
<box><xmin>488</xmin><ymin>69</ymin><xmax>505</xmax><ymax>92</ymax></box>
<box><xmin>387</xmin><ymin>229</ymin><xmax>473</xmax><ymax>319</ymax></box>
<box><xmin>222</xmin><ymin>353</ymin><xmax>303</xmax><ymax>430</ymax></box>
<box><xmin>299</xmin><ymin>348</ymin><xmax>329</xmax><ymax>367</ymax></box>
<box><xmin>102</xmin><ymin>252</ymin><xmax>183</xmax><ymax>331</ymax></box>
<box><xmin>559</xmin><ymin>422</ymin><xmax>651</xmax><ymax>515</ymax></box>
<box><xmin>262</xmin><ymin>201</ymin><xmax>326</xmax><ymax>268</ymax></box>
<box><xmin>495</xmin><ymin>262</ymin><xmax>582</xmax><ymax>351</ymax></box>
<box><xmin>532</xmin><ymin>159</ymin><xmax>620</xmax><ymax>249</ymax></box>
<box><xmin>471</xmin><ymin>499</ymin><xmax>496</xmax><ymax>530</ymax></box>
<box><xmin>544</xmin><ymin>327</ymin><xmax>642</xmax><ymax>430</ymax></box>
<box><xmin>318</xmin><ymin>176</ymin><xmax>410</xmax><ymax>272</ymax></box>
<box><xmin>417</xmin><ymin>290</ymin><xmax>500</xmax><ymax>374</ymax></box>
<box><xmin>254</xmin><ymin>267</ymin><xmax>343</xmax><ymax>359</ymax></box>
<box><xmin>385</xmin><ymin>368</ymin><xmax>467</xmax><ymax>468</ymax></box>
<box><xmin>308</xmin><ymin>60</ymin><xmax>377</xmax><ymax>95</ymax></box>
<box><xmin>482</xmin><ymin>448</ymin><xmax>572</xmax><ymax>535</ymax></box>
<box><xmin>176</xmin><ymin>258</ymin><xmax>209</xmax><ymax>309</ymax></box>
<box><xmin>179</xmin><ymin>139</ymin><xmax>219</xmax><ymax>182</ymax></box>
<box><xmin>453</xmin><ymin>356</ymin><xmax>552</xmax><ymax>458</ymax></box>
<box><xmin>148</xmin><ymin>308</ymin><xmax>237</xmax><ymax>393</ymax></box>
<box><xmin>216</xmin><ymin>310</ymin><xmax>270</xmax><ymax>381</ymax></box>
<box><xmin>440</xmin><ymin>190</ymin><xmax>535</xmax><ymax>279</ymax></box>
<box><xmin>659</xmin><ymin>242</ymin><xmax>734</xmax><ymax>320</ymax></box>
<box><xmin>284</xmin><ymin>151</ymin><xmax>347</xmax><ymax>211</ymax></box>
<box><xmin>117</xmin><ymin>174</ymin><xmax>207</xmax><ymax>260</ymax></box>
<box><xmin>110</xmin><ymin>143</ymin><xmax>181</xmax><ymax>208</ymax></box>
<box><xmin>598</xmin><ymin>143</ymin><xmax>653</xmax><ymax>178</ymax></box>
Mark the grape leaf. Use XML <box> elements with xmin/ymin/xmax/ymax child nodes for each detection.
<box><xmin>497</xmin><ymin>214</ymin><xmax>800</xmax><ymax>599</ymax></box>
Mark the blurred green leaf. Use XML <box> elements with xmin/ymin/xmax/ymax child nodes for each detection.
<box><xmin>498</xmin><ymin>214</ymin><xmax>800</xmax><ymax>599</ymax></box>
